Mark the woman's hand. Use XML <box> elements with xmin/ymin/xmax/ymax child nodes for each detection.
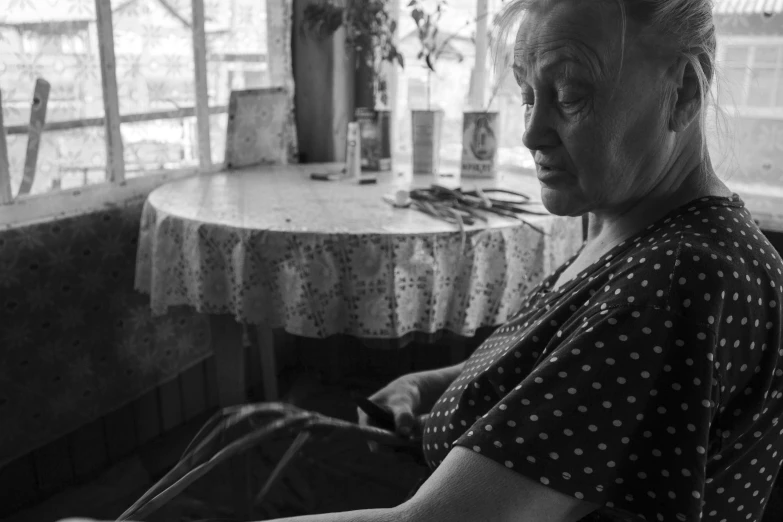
<box><xmin>358</xmin><ymin>373</ymin><xmax>425</xmax><ymax>440</ymax></box>
<box><xmin>357</xmin><ymin>362</ymin><xmax>466</xmax><ymax>452</ymax></box>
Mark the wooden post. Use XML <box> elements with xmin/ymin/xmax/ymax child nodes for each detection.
<box><xmin>209</xmin><ymin>314</ymin><xmax>254</xmax><ymax>518</ymax></box>
<box><xmin>95</xmin><ymin>0</ymin><xmax>125</xmax><ymax>182</ymax></box>
<box><xmin>387</xmin><ymin>0</ymin><xmax>400</xmax><ymax>156</ymax></box>
<box><xmin>0</xmin><ymin>90</ymin><xmax>11</xmax><ymax>204</ymax></box>
<box><xmin>18</xmin><ymin>78</ymin><xmax>50</xmax><ymax>196</ymax></box>
<box><xmin>293</xmin><ymin>0</ymin><xmax>352</xmax><ymax>163</ymax></box>
<box><xmin>191</xmin><ymin>0</ymin><xmax>212</xmax><ymax>169</ymax></box>
<box><xmin>255</xmin><ymin>324</ymin><xmax>279</xmax><ymax>401</ymax></box>
<box><xmin>471</xmin><ymin>0</ymin><xmax>489</xmax><ymax>109</ymax></box>
<box><xmin>268</xmin><ymin>0</ymin><xmax>297</xmax><ymax>162</ymax></box>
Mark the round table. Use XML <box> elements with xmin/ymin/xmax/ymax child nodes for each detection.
<box><xmin>134</xmin><ymin>163</ymin><xmax>583</xmax><ymax>404</ymax></box>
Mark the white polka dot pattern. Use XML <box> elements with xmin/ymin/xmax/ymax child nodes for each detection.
<box><xmin>421</xmin><ymin>195</ymin><xmax>783</xmax><ymax>522</ymax></box>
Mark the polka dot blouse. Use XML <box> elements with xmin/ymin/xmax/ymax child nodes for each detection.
<box><xmin>422</xmin><ymin>195</ymin><xmax>783</xmax><ymax>522</ymax></box>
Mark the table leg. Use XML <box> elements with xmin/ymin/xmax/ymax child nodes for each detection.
<box><xmin>254</xmin><ymin>324</ymin><xmax>279</xmax><ymax>401</ymax></box>
<box><xmin>208</xmin><ymin>315</ymin><xmax>253</xmax><ymax>519</ymax></box>
<box><xmin>209</xmin><ymin>315</ymin><xmax>246</xmax><ymax>407</ymax></box>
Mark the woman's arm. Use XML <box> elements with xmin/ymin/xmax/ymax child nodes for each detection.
<box><xmin>58</xmin><ymin>445</ymin><xmax>595</xmax><ymax>522</ymax></box>
<box><xmin>257</xmin><ymin>446</ymin><xmax>597</xmax><ymax>522</ymax></box>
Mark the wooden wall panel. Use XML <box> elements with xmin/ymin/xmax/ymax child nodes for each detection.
<box><xmin>246</xmin><ymin>328</ymin><xmax>263</xmax><ymax>391</ymax></box>
<box><xmin>204</xmin><ymin>355</ymin><xmax>220</xmax><ymax>409</ymax></box>
<box><xmin>32</xmin><ymin>437</ymin><xmax>73</xmax><ymax>494</ymax></box>
<box><xmin>180</xmin><ymin>361</ymin><xmax>208</xmax><ymax>421</ymax></box>
<box><xmin>133</xmin><ymin>388</ymin><xmax>162</xmax><ymax>446</ymax></box>
<box><xmin>103</xmin><ymin>403</ymin><xmax>137</xmax><ymax>463</ymax></box>
<box><xmin>159</xmin><ymin>378</ymin><xmax>184</xmax><ymax>433</ymax></box>
<box><xmin>69</xmin><ymin>418</ymin><xmax>108</xmax><ymax>482</ymax></box>
<box><xmin>0</xmin><ymin>455</ymin><xmax>39</xmax><ymax>516</ymax></box>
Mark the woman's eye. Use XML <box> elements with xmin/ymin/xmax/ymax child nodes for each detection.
<box><xmin>556</xmin><ymin>88</ymin><xmax>586</xmax><ymax>108</ymax></box>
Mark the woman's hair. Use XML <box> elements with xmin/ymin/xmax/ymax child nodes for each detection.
<box><xmin>491</xmin><ymin>0</ymin><xmax>725</xmax><ymax>160</ymax></box>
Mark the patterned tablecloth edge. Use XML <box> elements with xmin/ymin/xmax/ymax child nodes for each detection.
<box><xmin>134</xmin><ymin>207</ymin><xmax>584</xmax><ymax>340</ymax></box>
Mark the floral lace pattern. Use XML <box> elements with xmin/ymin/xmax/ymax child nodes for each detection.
<box><xmin>135</xmin><ymin>171</ymin><xmax>584</xmax><ymax>339</ymax></box>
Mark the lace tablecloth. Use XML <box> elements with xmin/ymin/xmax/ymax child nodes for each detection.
<box><xmin>135</xmin><ymin>164</ymin><xmax>584</xmax><ymax>339</ymax></box>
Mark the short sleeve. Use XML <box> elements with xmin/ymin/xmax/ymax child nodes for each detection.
<box><xmin>453</xmin><ymin>305</ymin><xmax>720</xmax><ymax>522</ymax></box>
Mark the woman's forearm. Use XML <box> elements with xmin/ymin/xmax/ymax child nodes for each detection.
<box><xmin>261</xmin><ymin>506</ymin><xmax>399</xmax><ymax>522</ymax></box>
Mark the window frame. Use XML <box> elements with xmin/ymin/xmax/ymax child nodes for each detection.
<box><xmin>717</xmin><ymin>36</ymin><xmax>783</xmax><ymax>119</ymax></box>
<box><xmin>0</xmin><ymin>0</ymin><xmax>278</xmax><ymax>229</ymax></box>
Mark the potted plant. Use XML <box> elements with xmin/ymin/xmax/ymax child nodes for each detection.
<box><xmin>302</xmin><ymin>1</ymin><xmax>401</xmax><ymax>171</ymax></box>
<box><xmin>302</xmin><ymin>0</ymin><xmax>403</xmax><ymax>109</ymax></box>
<box><xmin>407</xmin><ymin>0</ymin><xmax>504</xmax><ymax>177</ymax></box>
<box><xmin>407</xmin><ymin>0</ymin><xmax>448</xmax><ymax>175</ymax></box>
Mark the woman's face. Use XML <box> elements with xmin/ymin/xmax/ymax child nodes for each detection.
<box><xmin>515</xmin><ymin>0</ymin><xmax>676</xmax><ymax>216</ymax></box>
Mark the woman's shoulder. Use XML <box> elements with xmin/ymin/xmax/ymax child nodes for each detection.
<box><xmin>589</xmin><ymin>201</ymin><xmax>783</xmax><ymax>330</ymax></box>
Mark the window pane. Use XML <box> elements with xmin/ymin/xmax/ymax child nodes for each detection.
<box><xmin>753</xmin><ymin>46</ymin><xmax>780</xmax><ymax>67</ymax></box>
<box><xmin>747</xmin><ymin>67</ymin><xmax>777</xmax><ymax>108</ymax></box>
<box><xmin>205</xmin><ymin>0</ymin><xmax>269</xmax><ymax>165</ymax></box>
<box><xmin>718</xmin><ymin>65</ymin><xmax>749</xmax><ymax>107</ymax></box>
<box><xmin>724</xmin><ymin>45</ymin><xmax>750</xmax><ymax>64</ymax></box>
<box><xmin>396</xmin><ymin>0</ymin><xmax>478</xmax><ymax>169</ymax></box>
<box><xmin>0</xmin><ymin>0</ymin><xmax>106</xmax><ymax>195</ymax></box>
<box><xmin>113</xmin><ymin>0</ymin><xmax>199</xmax><ymax>174</ymax></box>
<box><xmin>714</xmin><ymin>32</ymin><xmax>783</xmax><ymax>216</ymax></box>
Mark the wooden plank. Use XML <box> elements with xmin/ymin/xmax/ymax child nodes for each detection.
<box><xmin>256</xmin><ymin>324</ymin><xmax>279</xmax><ymax>401</ymax></box>
<box><xmin>94</xmin><ymin>0</ymin><xmax>125</xmax><ymax>182</ymax></box>
<box><xmin>33</xmin><ymin>436</ymin><xmax>74</xmax><ymax>494</ymax></box>
<box><xmin>159</xmin><ymin>377</ymin><xmax>184</xmax><ymax>433</ymax></box>
<box><xmin>103</xmin><ymin>402</ymin><xmax>138</xmax><ymax>463</ymax></box>
<box><xmin>0</xmin><ymin>89</ymin><xmax>12</xmax><ymax>204</ymax></box>
<box><xmin>204</xmin><ymin>354</ymin><xmax>220</xmax><ymax>409</ymax></box>
<box><xmin>191</xmin><ymin>0</ymin><xmax>212</xmax><ymax>169</ymax></box>
<box><xmin>5</xmin><ymin>105</ymin><xmax>228</xmax><ymax>136</ymax></box>
<box><xmin>69</xmin><ymin>418</ymin><xmax>109</xmax><ymax>481</ymax></box>
<box><xmin>330</xmin><ymin>21</ymin><xmax>352</xmax><ymax>162</ymax></box>
<box><xmin>133</xmin><ymin>388</ymin><xmax>162</xmax><ymax>446</ymax></box>
<box><xmin>470</xmin><ymin>0</ymin><xmax>489</xmax><ymax>108</ymax></box>
<box><xmin>291</xmin><ymin>0</ymin><xmax>341</xmax><ymax>162</ymax></box>
<box><xmin>0</xmin><ymin>162</ymin><xmax>223</xmax><ymax>231</ymax></box>
<box><xmin>17</xmin><ymin>78</ymin><xmax>50</xmax><ymax>196</ymax></box>
<box><xmin>208</xmin><ymin>315</ymin><xmax>255</xmax><ymax>518</ymax></box>
<box><xmin>246</xmin><ymin>326</ymin><xmax>263</xmax><ymax>391</ymax></box>
<box><xmin>210</xmin><ymin>315</ymin><xmax>247</xmax><ymax>407</ymax></box>
<box><xmin>0</xmin><ymin>454</ymin><xmax>40</xmax><ymax>516</ymax></box>
<box><xmin>180</xmin><ymin>361</ymin><xmax>208</xmax><ymax>421</ymax></box>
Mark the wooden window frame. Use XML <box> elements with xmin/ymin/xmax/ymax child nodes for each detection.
<box><xmin>0</xmin><ymin>0</ymin><xmax>280</xmax><ymax>229</ymax></box>
<box><xmin>717</xmin><ymin>36</ymin><xmax>783</xmax><ymax>119</ymax></box>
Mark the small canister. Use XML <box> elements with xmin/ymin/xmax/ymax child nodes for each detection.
<box><xmin>346</xmin><ymin>122</ymin><xmax>361</xmax><ymax>179</ymax></box>
<box><xmin>460</xmin><ymin>111</ymin><xmax>500</xmax><ymax>178</ymax></box>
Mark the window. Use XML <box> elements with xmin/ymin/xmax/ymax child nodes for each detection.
<box><xmin>711</xmin><ymin>33</ymin><xmax>783</xmax><ymax>226</ymax></box>
<box><xmin>0</xmin><ymin>0</ymin><xmax>274</xmax><ymax>211</ymax></box>
<box><xmin>394</xmin><ymin>0</ymin><xmax>533</xmax><ymax>173</ymax></box>
<box><xmin>718</xmin><ymin>42</ymin><xmax>783</xmax><ymax>114</ymax></box>
<box><xmin>389</xmin><ymin>1</ymin><xmax>783</xmax><ymax>228</ymax></box>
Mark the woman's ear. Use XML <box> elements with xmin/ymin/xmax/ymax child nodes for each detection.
<box><xmin>668</xmin><ymin>57</ymin><xmax>701</xmax><ymax>132</ymax></box>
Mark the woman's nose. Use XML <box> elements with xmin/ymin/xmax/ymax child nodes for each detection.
<box><xmin>522</xmin><ymin>103</ymin><xmax>559</xmax><ymax>151</ymax></box>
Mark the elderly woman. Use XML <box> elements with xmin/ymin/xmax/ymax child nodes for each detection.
<box><xmin>63</xmin><ymin>0</ymin><xmax>783</xmax><ymax>521</ymax></box>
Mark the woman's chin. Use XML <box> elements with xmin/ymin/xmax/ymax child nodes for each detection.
<box><xmin>540</xmin><ymin>187</ymin><xmax>586</xmax><ymax>217</ymax></box>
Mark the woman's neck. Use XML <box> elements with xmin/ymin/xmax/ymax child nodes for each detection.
<box><xmin>585</xmin><ymin>158</ymin><xmax>732</xmax><ymax>255</ymax></box>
